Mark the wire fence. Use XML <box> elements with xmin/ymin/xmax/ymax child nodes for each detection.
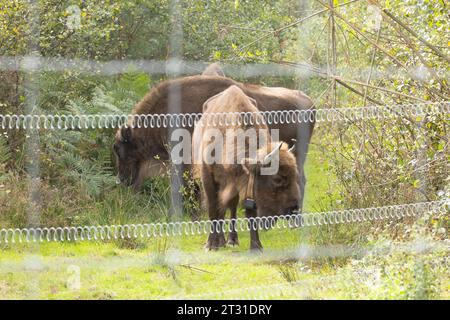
<box><xmin>0</xmin><ymin>200</ymin><xmax>446</xmax><ymax>244</ymax></box>
<box><xmin>1</xmin><ymin>238</ymin><xmax>447</xmax><ymax>274</ymax></box>
<box><xmin>0</xmin><ymin>101</ymin><xmax>448</xmax><ymax>130</ymax></box>
<box><xmin>1</xmin><ymin>1</ymin><xmax>449</xmax><ymax>301</ymax></box>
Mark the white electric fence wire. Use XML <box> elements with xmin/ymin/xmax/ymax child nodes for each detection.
<box><xmin>0</xmin><ymin>102</ymin><xmax>448</xmax><ymax>130</ymax></box>
<box><xmin>0</xmin><ymin>200</ymin><xmax>446</xmax><ymax>244</ymax></box>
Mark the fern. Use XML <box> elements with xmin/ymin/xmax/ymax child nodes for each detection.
<box><xmin>106</xmin><ymin>71</ymin><xmax>152</xmax><ymax>113</ymax></box>
<box><xmin>58</xmin><ymin>152</ymin><xmax>115</xmax><ymax>197</ymax></box>
<box><xmin>91</xmin><ymin>87</ymin><xmax>123</xmax><ymax>114</ymax></box>
<box><xmin>37</xmin><ymin>72</ymin><xmax>152</xmax><ymax>198</ymax></box>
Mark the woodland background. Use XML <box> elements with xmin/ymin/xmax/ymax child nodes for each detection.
<box><xmin>0</xmin><ymin>0</ymin><xmax>448</xmax><ymax>299</ymax></box>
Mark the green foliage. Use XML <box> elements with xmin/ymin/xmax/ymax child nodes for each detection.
<box><xmin>59</xmin><ymin>152</ymin><xmax>114</xmax><ymax>197</ymax></box>
<box><xmin>317</xmin><ymin>113</ymin><xmax>449</xmax><ymax>210</ymax></box>
<box><xmin>0</xmin><ymin>134</ymin><xmax>12</xmax><ymax>198</ymax></box>
<box><xmin>276</xmin><ymin>261</ymin><xmax>301</xmax><ymax>283</ymax></box>
<box><xmin>180</xmin><ymin>170</ymin><xmax>201</xmax><ymax>218</ymax></box>
<box><xmin>0</xmin><ymin>134</ymin><xmax>11</xmax><ymax>167</ymax></box>
<box><xmin>408</xmin><ymin>259</ymin><xmax>439</xmax><ymax>300</ymax></box>
<box><xmin>0</xmin><ymin>0</ymin><xmax>448</xmax><ymax>299</ymax></box>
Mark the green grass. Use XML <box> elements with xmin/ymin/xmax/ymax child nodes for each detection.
<box><xmin>303</xmin><ymin>143</ymin><xmax>340</xmax><ymax>212</ymax></box>
<box><xmin>1</xmin><ymin>233</ymin><xmax>448</xmax><ymax>299</ymax></box>
<box><xmin>0</xmin><ymin>144</ymin><xmax>448</xmax><ymax>300</ymax></box>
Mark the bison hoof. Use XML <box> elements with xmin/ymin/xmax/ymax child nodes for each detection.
<box><xmin>250</xmin><ymin>242</ymin><xmax>263</xmax><ymax>252</ymax></box>
<box><xmin>205</xmin><ymin>232</ymin><xmax>226</xmax><ymax>251</ymax></box>
<box><xmin>204</xmin><ymin>243</ymin><xmax>219</xmax><ymax>251</ymax></box>
<box><xmin>227</xmin><ymin>232</ymin><xmax>239</xmax><ymax>247</ymax></box>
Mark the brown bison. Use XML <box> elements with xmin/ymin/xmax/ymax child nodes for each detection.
<box><xmin>113</xmin><ymin>74</ymin><xmax>314</xmax><ymax>209</ymax></box>
<box><xmin>192</xmin><ymin>85</ymin><xmax>300</xmax><ymax>250</ymax></box>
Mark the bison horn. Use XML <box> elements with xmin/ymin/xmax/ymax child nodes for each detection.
<box><xmin>288</xmin><ymin>139</ymin><xmax>296</xmax><ymax>153</ymax></box>
<box><xmin>263</xmin><ymin>142</ymin><xmax>284</xmax><ymax>165</ymax></box>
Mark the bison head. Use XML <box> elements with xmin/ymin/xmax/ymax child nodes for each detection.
<box><xmin>113</xmin><ymin>126</ymin><xmax>170</xmax><ymax>190</ymax></box>
<box><xmin>113</xmin><ymin>126</ymin><xmax>142</xmax><ymax>188</ymax></box>
<box><xmin>241</xmin><ymin>142</ymin><xmax>300</xmax><ymax>217</ymax></box>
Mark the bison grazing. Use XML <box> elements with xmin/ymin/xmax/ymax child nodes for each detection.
<box><xmin>113</xmin><ymin>73</ymin><xmax>314</xmax><ymax>211</ymax></box>
<box><xmin>192</xmin><ymin>85</ymin><xmax>300</xmax><ymax>251</ymax></box>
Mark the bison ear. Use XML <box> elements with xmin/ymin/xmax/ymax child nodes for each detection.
<box><xmin>120</xmin><ymin>126</ymin><xmax>133</xmax><ymax>143</ymax></box>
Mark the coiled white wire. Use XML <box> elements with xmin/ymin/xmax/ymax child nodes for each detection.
<box><xmin>0</xmin><ymin>200</ymin><xmax>446</xmax><ymax>244</ymax></box>
<box><xmin>0</xmin><ymin>102</ymin><xmax>448</xmax><ymax>130</ymax></box>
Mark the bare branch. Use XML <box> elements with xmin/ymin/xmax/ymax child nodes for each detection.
<box><xmin>335</xmin><ymin>78</ymin><xmax>383</xmax><ymax>105</ymax></box>
<box><xmin>316</xmin><ymin>0</ymin><xmax>406</xmax><ymax>68</ymax></box>
<box><xmin>334</xmin><ymin>76</ymin><xmax>427</xmax><ymax>102</ymax></box>
<box><xmin>236</xmin><ymin>0</ymin><xmax>361</xmax><ymax>56</ymax></box>
<box><xmin>363</xmin><ymin>25</ymin><xmax>382</xmax><ymax>106</ymax></box>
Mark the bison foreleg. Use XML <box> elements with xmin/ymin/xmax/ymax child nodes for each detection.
<box><xmin>245</xmin><ymin>209</ymin><xmax>262</xmax><ymax>252</ymax></box>
<box><xmin>201</xmin><ymin>166</ymin><xmax>226</xmax><ymax>251</ymax></box>
<box><xmin>205</xmin><ymin>213</ymin><xmax>226</xmax><ymax>250</ymax></box>
<box><xmin>205</xmin><ymin>219</ymin><xmax>226</xmax><ymax>251</ymax></box>
<box><xmin>227</xmin><ymin>196</ymin><xmax>239</xmax><ymax>246</ymax></box>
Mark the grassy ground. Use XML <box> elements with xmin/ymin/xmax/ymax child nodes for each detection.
<box><xmin>0</xmin><ymin>231</ymin><xmax>448</xmax><ymax>299</ymax></box>
<box><xmin>0</xmin><ymin>145</ymin><xmax>448</xmax><ymax>299</ymax></box>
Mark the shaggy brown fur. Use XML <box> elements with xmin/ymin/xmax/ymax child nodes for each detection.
<box><xmin>192</xmin><ymin>85</ymin><xmax>300</xmax><ymax>251</ymax></box>
<box><xmin>113</xmin><ymin>75</ymin><xmax>314</xmax><ymax>204</ymax></box>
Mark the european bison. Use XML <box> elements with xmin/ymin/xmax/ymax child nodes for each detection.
<box><xmin>192</xmin><ymin>85</ymin><xmax>300</xmax><ymax>251</ymax></box>
<box><xmin>113</xmin><ymin>74</ymin><xmax>314</xmax><ymax>210</ymax></box>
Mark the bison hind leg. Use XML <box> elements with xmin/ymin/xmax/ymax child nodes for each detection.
<box><xmin>245</xmin><ymin>209</ymin><xmax>263</xmax><ymax>252</ymax></box>
<box><xmin>200</xmin><ymin>167</ymin><xmax>226</xmax><ymax>251</ymax></box>
<box><xmin>227</xmin><ymin>232</ymin><xmax>239</xmax><ymax>247</ymax></box>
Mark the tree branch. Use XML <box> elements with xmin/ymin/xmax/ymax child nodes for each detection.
<box><xmin>236</xmin><ymin>0</ymin><xmax>361</xmax><ymax>56</ymax></box>
<box><xmin>379</xmin><ymin>7</ymin><xmax>450</xmax><ymax>64</ymax></box>
<box><xmin>335</xmin><ymin>78</ymin><xmax>383</xmax><ymax>105</ymax></box>
<box><xmin>334</xmin><ymin>76</ymin><xmax>427</xmax><ymax>102</ymax></box>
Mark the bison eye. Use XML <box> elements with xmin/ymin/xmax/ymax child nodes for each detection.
<box><xmin>272</xmin><ymin>175</ymin><xmax>285</xmax><ymax>187</ymax></box>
